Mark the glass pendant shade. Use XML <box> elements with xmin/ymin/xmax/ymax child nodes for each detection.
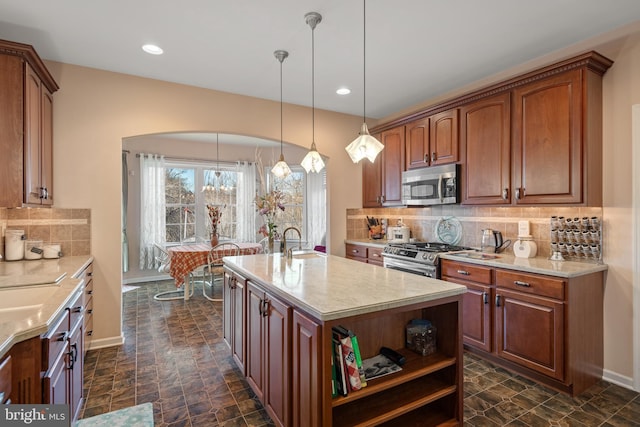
<box><xmin>301</xmin><ymin>142</ymin><xmax>325</xmax><ymax>173</ymax></box>
<box><xmin>272</xmin><ymin>49</ymin><xmax>291</xmax><ymax>178</ymax></box>
<box><xmin>272</xmin><ymin>153</ymin><xmax>292</xmax><ymax>177</ymax></box>
<box><xmin>346</xmin><ymin>122</ymin><xmax>384</xmax><ymax>163</ymax></box>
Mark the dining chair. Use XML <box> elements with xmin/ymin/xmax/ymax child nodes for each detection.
<box><xmin>153</xmin><ymin>243</ymin><xmax>194</xmax><ymax>301</ymax></box>
<box><xmin>203</xmin><ymin>242</ymin><xmax>241</xmax><ymax>301</ymax></box>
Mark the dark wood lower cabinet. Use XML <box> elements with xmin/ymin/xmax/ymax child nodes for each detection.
<box><xmin>225</xmin><ymin>263</ymin><xmax>464</xmax><ymax>426</ymax></box>
<box><xmin>442</xmin><ymin>258</ymin><xmax>603</xmax><ymax>396</ymax></box>
<box><xmin>246</xmin><ymin>281</ymin><xmax>291</xmax><ymax>427</ymax></box>
<box><xmin>223</xmin><ymin>269</ymin><xmax>246</xmax><ymax>373</ymax></box>
<box><xmin>292</xmin><ymin>311</ymin><xmax>321</xmax><ymax>427</ymax></box>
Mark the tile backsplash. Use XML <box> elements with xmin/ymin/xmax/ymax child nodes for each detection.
<box><xmin>347</xmin><ymin>205</ymin><xmax>603</xmax><ymax>258</ymax></box>
<box><xmin>0</xmin><ymin>207</ymin><xmax>91</xmax><ymax>260</ymax></box>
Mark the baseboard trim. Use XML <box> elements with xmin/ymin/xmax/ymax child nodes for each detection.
<box><xmin>87</xmin><ymin>335</ymin><xmax>125</xmax><ymax>351</ymax></box>
<box><xmin>123</xmin><ymin>274</ymin><xmax>171</xmax><ymax>285</ymax></box>
<box><xmin>603</xmin><ymin>368</ymin><xmax>637</xmax><ymax>391</ymax></box>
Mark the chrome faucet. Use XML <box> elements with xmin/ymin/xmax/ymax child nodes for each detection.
<box><xmin>282</xmin><ymin>227</ymin><xmax>302</xmax><ymax>258</ymax></box>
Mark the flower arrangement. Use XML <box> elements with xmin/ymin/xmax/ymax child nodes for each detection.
<box><xmin>255</xmin><ymin>189</ymin><xmax>285</xmax><ymax>240</ymax></box>
<box><xmin>206</xmin><ymin>204</ymin><xmax>223</xmax><ymax>236</ymax></box>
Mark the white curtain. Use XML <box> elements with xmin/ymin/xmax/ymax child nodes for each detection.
<box><xmin>236</xmin><ymin>161</ymin><xmax>257</xmax><ymax>242</ymax></box>
<box><xmin>139</xmin><ymin>153</ymin><xmax>166</xmax><ymax>269</ymax></box>
<box><xmin>307</xmin><ymin>169</ymin><xmax>327</xmax><ymax>248</ymax></box>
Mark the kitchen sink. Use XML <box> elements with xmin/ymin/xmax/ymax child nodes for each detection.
<box><xmin>448</xmin><ymin>251</ymin><xmax>500</xmax><ymax>260</ymax></box>
<box><xmin>291</xmin><ymin>251</ymin><xmax>326</xmax><ymax>260</ymax></box>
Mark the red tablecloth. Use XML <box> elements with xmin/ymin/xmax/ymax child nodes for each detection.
<box><xmin>168</xmin><ymin>242</ymin><xmax>262</xmax><ymax>286</ymax></box>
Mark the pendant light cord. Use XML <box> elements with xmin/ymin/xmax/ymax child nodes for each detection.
<box><xmin>216</xmin><ymin>133</ymin><xmax>220</xmax><ymax>171</ymax></box>
<box><xmin>280</xmin><ymin>56</ymin><xmax>284</xmax><ymax>155</ymax></box>
<box><xmin>363</xmin><ymin>0</ymin><xmax>367</xmax><ymax>124</ymax></box>
<box><xmin>312</xmin><ymin>22</ymin><xmax>316</xmax><ymax>145</ymax></box>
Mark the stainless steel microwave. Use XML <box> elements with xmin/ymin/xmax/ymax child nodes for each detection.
<box><xmin>401</xmin><ymin>164</ymin><xmax>460</xmax><ymax>206</ymax></box>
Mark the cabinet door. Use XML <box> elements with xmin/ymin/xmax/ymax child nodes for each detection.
<box><xmin>405</xmin><ymin>119</ymin><xmax>429</xmax><ymax>169</ymax></box>
<box><xmin>40</xmin><ymin>87</ymin><xmax>54</xmax><ymax>205</ymax></box>
<box><xmin>43</xmin><ymin>350</ymin><xmax>68</xmax><ymax>406</ymax></box>
<box><xmin>429</xmin><ymin>109</ymin><xmax>459</xmax><ymax>165</ymax></box>
<box><xmin>512</xmin><ymin>70</ymin><xmax>582</xmax><ymax>204</ymax></box>
<box><xmin>362</xmin><ymin>133</ymin><xmax>383</xmax><ymax>207</ymax></box>
<box><xmin>264</xmin><ymin>293</ymin><xmax>291</xmax><ymax>427</ymax></box>
<box><xmin>232</xmin><ymin>274</ymin><xmax>246</xmax><ymax>371</ymax></box>
<box><xmin>380</xmin><ymin>126</ymin><xmax>405</xmax><ymax>206</ymax></box>
<box><xmin>462</xmin><ymin>282</ymin><xmax>493</xmax><ymax>352</ymax></box>
<box><xmin>0</xmin><ymin>55</ymin><xmax>24</xmax><ymax>208</ymax></box>
<box><xmin>24</xmin><ymin>63</ymin><xmax>43</xmax><ymax>205</ymax></box>
<box><xmin>223</xmin><ymin>271</ymin><xmax>233</xmax><ymax>348</ymax></box>
<box><xmin>292</xmin><ymin>311</ymin><xmax>321</xmax><ymax>427</ymax></box>
<box><xmin>460</xmin><ymin>93</ymin><xmax>511</xmax><ymax>205</ymax></box>
<box><xmin>246</xmin><ymin>282</ymin><xmax>265</xmax><ymax>400</ymax></box>
<box><xmin>69</xmin><ymin>321</ymin><xmax>84</xmax><ymax>422</ymax></box>
<box><xmin>495</xmin><ymin>288</ymin><xmax>564</xmax><ymax>380</ymax></box>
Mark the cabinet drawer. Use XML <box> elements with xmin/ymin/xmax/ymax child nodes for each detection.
<box><xmin>367</xmin><ymin>247</ymin><xmax>383</xmax><ymax>262</ymax></box>
<box><xmin>346</xmin><ymin>244</ymin><xmax>367</xmax><ymax>259</ymax></box>
<box><xmin>68</xmin><ymin>289</ymin><xmax>84</xmax><ymax>331</ymax></box>
<box><xmin>42</xmin><ymin>310</ymin><xmax>69</xmax><ymax>371</ymax></box>
<box><xmin>441</xmin><ymin>260</ymin><xmax>493</xmax><ymax>284</ymax></box>
<box><xmin>496</xmin><ymin>270</ymin><xmax>565</xmax><ymax>300</ymax></box>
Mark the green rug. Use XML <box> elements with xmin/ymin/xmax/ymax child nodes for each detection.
<box><xmin>75</xmin><ymin>403</ymin><xmax>153</xmax><ymax>426</ymax></box>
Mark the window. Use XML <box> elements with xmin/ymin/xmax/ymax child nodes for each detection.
<box><xmin>265</xmin><ymin>166</ymin><xmax>326</xmax><ymax>248</ymax></box>
<box><xmin>164</xmin><ymin>161</ymin><xmax>238</xmax><ymax>244</ymax></box>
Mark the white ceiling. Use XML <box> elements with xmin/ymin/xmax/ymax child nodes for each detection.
<box><xmin>2</xmin><ymin>0</ymin><xmax>640</xmax><ymax>119</ymax></box>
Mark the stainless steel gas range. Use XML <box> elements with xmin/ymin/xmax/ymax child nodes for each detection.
<box><xmin>382</xmin><ymin>242</ymin><xmax>471</xmax><ymax>278</ymax></box>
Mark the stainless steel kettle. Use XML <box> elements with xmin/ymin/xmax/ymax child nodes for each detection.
<box><xmin>481</xmin><ymin>229</ymin><xmax>511</xmax><ymax>253</ymax></box>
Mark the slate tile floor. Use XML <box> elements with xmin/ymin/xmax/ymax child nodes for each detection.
<box><xmin>80</xmin><ymin>280</ymin><xmax>640</xmax><ymax>426</ymax></box>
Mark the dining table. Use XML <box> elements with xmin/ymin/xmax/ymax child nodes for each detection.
<box><xmin>167</xmin><ymin>242</ymin><xmax>263</xmax><ymax>300</ymax></box>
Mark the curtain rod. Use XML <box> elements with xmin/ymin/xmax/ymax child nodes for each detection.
<box><xmin>135</xmin><ymin>153</ymin><xmax>252</xmax><ymax>165</ymax></box>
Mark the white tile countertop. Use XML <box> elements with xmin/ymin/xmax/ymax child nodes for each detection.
<box><xmin>0</xmin><ymin>256</ymin><xmax>93</xmax><ymax>359</ymax></box>
<box><xmin>439</xmin><ymin>251</ymin><xmax>607</xmax><ymax>278</ymax></box>
<box><xmin>223</xmin><ymin>252</ymin><xmax>467</xmax><ymax>321</ymax></box>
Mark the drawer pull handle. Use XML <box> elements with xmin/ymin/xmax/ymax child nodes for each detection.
<box><xmin>352</xmin><ymin>249</ymin><xmax>359</xmax><ymax>254</ymax></box>
<box><xmin>514</xmin><ymin>280</ymin><xmax>531</xmax><ymax>287</ymax></box>
<box><xmin>372</xmin><ymin>253</ymin><xmax>380</xmax><ymax>257</ymax></box>
<box><xmin>87</xmin><ymin>290</ymin><xmax>93</xmax><ymax>295</ymax></box>
<box><xmin>457</xmin><ymin>270</ymin><xmax>470</xmax><ymax>275</ymax></box>
<box><xmin>87</xmin><ymin>330</ymin><xmax>93</xmax><ymax>336</ymax></box>
<box><xmin>58</xmin><ymin>331</ymin><xmax>69</xmax><ymax>342</ymax></box>
<box><xmin>482</xmin><ymin>292</ymin><xmax>488</xmax><ymax>304</ymax></box>
<box><xmin>496</xmin><ymin>295</ymin><xmax>501</xmax><ymax>307</ymax></box>
<box><xmin>262</xmin><ymin>299</ymin><xmax>270</xmax><ymax>317</ymax></box>
<box><xmin>87</xmin><ymin>272</ymin><xmax>93</xmax><ymax>277</ymax></box>
<box><xmin>73</xmin><ymin>306</ymin><xmax>84</xmax><ymax>313</ymax></box>
<box><xmin>87</xmin><ymin>309</ymin><xmax>93</xmax><ymax>314</ymax></box>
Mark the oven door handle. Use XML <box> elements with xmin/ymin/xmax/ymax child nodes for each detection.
<box><xmin>438</xmin><ymin>174</ymin><xmax>443</xmax><ymax>202</ymax></box>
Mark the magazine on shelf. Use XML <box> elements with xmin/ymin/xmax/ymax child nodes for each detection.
<box><xmin>362</xmin><ymin>354</ymin><xmax>403</xmax><ymax>381</ymax></box>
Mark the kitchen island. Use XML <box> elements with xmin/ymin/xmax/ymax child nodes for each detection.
<box><xmin>223</xmin><ymin>252</ymin><xmax>466</xmax><ymax>427</ymax></box>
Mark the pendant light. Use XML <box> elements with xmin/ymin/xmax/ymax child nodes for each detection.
<box><xmin>271</xmin><ymin>50</ymin><xmax>292</xmax><ymax>178</ymax></box>
<box><xmin>301</xmin><ymin>12</ymin><xmax>325</xmax><ymax>174</ymax></box>
<box><xmin>345</xmin><ymin>0</ymin><xmax>384</xmax><ymax>163</ymax></box>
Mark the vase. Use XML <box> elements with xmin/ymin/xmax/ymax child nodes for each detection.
<box><xmin>267</xmin><ymin>235</ymin><xmax>275</xmax><ymax>254</ymax></box>
<box><xmin>211</xmin><ymin>233</ymin><xmax>219</xmax><ymax>247</ymax></box>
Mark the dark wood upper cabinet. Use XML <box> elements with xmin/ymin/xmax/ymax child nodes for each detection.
<box><xmin>370</xmin><ymin>51</ymin><xmax>612</xmax><ymax>207</ymax></box>
<box><xmin>429</xmin><ymin>109</ymin><xmax>459</xmax><ymax>166</ymax></box>
<box><xmin>362</xmin><ymin>128</ymin><xmax>404</xmax><ymax>207</ymax></box>
<box><xmin>460</xmin><ymin>93</ymin><xmax>511</xmax><ymax>205</ymax></box>
<box><xmin>0</xmin><ymin>39</ymin><xmax>58</xmax><ymax>208</ymax></box>
<box><xmin>405</xmin><ymin>118</ymin><xmax>430</xmax><ymax>169</ymax></box>
<box><xmin>512</xmin><ymin>69</ymin><xmax>583</xmax><ymax>205</ymax></box>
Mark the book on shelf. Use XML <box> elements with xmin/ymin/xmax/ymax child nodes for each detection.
<box><xmin>362</xmin><ymin>354</ymin><xmax>403</xmax><ymax>381</ymax></box>
<box><xmin>332</xmin><ymin>331</ymin><xmax>348</xmax><ymax>396</ymax></box>
<box><xmin>339</xmin><ymin>335</ymin><xmax>362</xmax><ymax>391</ymax></box>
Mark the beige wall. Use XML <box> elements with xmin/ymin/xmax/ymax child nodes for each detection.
<box><xmin>43</xmin><ymin>22</ymin><xmax>639</xmax><ymax>386</ymax></box>
<box><xmin>46</xmin><ymin>62</ymin><xmax>364</xmax><ymax>347</ymax></box>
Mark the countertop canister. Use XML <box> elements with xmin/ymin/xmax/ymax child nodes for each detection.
<box><xmin>5</xmin><ymin>230</ymin><xmax>26</xmax><ymax>261</ymax></box>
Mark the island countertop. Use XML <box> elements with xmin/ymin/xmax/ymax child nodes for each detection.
<box><xmin>223</xmin><ymin>252</ymin><xmax>466</xmax><ymax>321</ymax></box>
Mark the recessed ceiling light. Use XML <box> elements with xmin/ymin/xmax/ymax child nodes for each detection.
<box><xmin>336</xmin><ymin>87</ymin><xmax>351</xmax><ymax>95</ymax></box>
<box><xmin>142</xmin><ymin>44</ymin><xmax>163</xmax><ymax>55</ymax></box>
